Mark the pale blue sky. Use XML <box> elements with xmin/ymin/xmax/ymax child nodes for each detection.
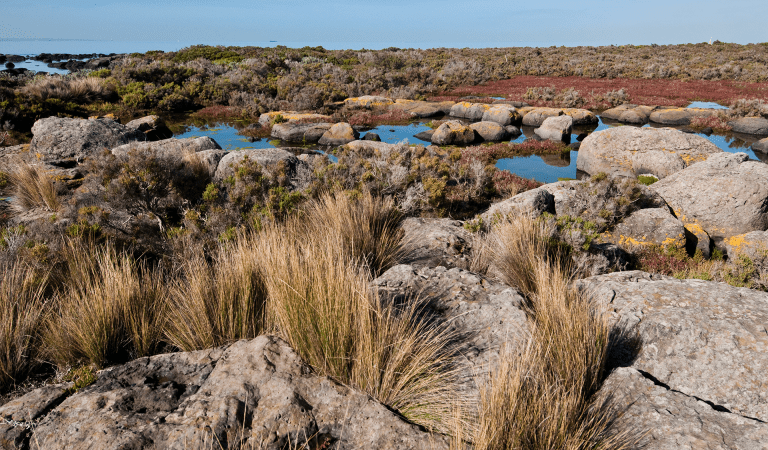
<box><xmin>2</xmin><ymin>0</ymin><xmax>767</xmax><ymax>48</ymax></box>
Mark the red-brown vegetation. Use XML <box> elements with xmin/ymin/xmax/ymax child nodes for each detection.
<box><xmin>461</xmin><ymin>141</ymin><xmax>568</xmax><ymax>165</ymax></box>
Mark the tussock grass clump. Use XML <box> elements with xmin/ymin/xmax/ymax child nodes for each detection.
<box><xmin>0</xmin><ymin>263</ymin><xmax>47</xmax><ymax>391</ymax></box>
<box><xmin>1</xmin><ymin>161</ymin><xmax>60</xmax><ymax>213</ymax></box>
<box><xmin>45</xmin><ymin>241</ymin><xmax>166</xmax><ymax>368</ymax></box>
<box><xmin>166</xmin><ymin>235</ymin><xmax>266</xmax><ymax>351</ymax></box>
<box><xmin>21</xmin><ymin>76</ymin><xmax>113</xmax><ymax>103</ymax></box>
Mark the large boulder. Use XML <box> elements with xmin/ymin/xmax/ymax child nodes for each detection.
<box><xmin>728</xmin><ymin>117</ymin><xmax>768</xmax><ymax>135</ymax></box>
<box><xmin>449</xmin><ymin>102</ymin><xmax>492</xmax><ymax>121</ymax></box>
<box><xmin>469</xmin><ymin>121</ymin><xmax>510</xmax><ymax>141</ymax></box>
<box><xmin>431</xmin><ymin>121</ymin><xmax>475</xmax><ymax>145</ymax></box>
<box><xmin>344</xmin><ymin>95</ymin><xmax>394</xmax><ymax>109</ymax></box>
<box><xmin>318</xmin><ymin>122</ymin><xmax>358</xmax><ymax>146</ymax></box>
<box><xmin>577</xmin><ymin>126</ymin><xmax>722</xmax><ymax>179</ymax></box>
<box><xmin>480</xmin><ymin>187</ymin><xmax>555</xmax><ymax>224</ymax></box>
<box><xmin>214</xmin><ymin>148</ymin><xmax>311</xmax><ymax>190</ymax></box>
<box><xmin>752</xmin><ymin>137</ymin><xmax>768</xmax><ymax>153</ymax></box>
<box><xmin>125</xmin><ymin>115</ymin><xmax>173</xmax><ymax>141</ymax></box>
<box><xmin>389</xmin><ymin>99</ymin><xmax>451</xmax><ymax>118</ymax></box>
<box><xmin>649</xmin><ymin>107</ymin><xmax>717</xmax><ymax>125</ymax></box>
<box><xmin>271</xmin><ymin>122</ymin><xmax>332</xmax><ymax>143</ymax></box>
<box><xmin>578</xmin><ymin>271</ymin><xmax>768</xmax><ymax>422</ymax></box>
<box><xmin>257</xmin><ymin>111</ymin><xmax>332</xmax><ymax>126</ymax></box>
<box><xmin>0</xmin><ymin>336</ymin><xmax>447</xmax><ymax>450</ymax></box>
<box><xmin>481</xmin><ymin>105</ymin><xmax>521</xmax><ymax>126</ymax></box>
<box><xmin>111</xmin><ymin>136</ymin><xmax>221</xmax><ymax>159</ymax></box>
<box><xmin>343</xmin><ymin>140</ymin><xmax>402</xmax><ymax>157</ymax></box>
<box><xmin>600</xmin><ymin>367</ymin><xmax>768</xmax><ymax>450</ymax></box>
<box><xmin>562</xmin><ymin>108</ymin><xmax>598</xmax><ymax>126</ymax></box>
<box><xmin>650</xmin><ymin>152</ymin><xmax>768</xmax><ymax>247</ymax></box>
<box><xmin>602</xmin><ymin>207</ymin><xmax>687</xmax><ymax>252</ymax></box>
<box><xmin>30</xmin><ymin>116</ymin><xmax>145</xmax><ymax>162</ymax></box>
<box><xmin>521</xmin><ymin>107</ymin><xmax>563</xmax><ymax>127</ymax></box>
<box><xmin>400</xmin><ymin>218</ymin><xmax>473</xmax><ymax>269</ymax></box>
<box><xmin>724</xmin><ymin>231</ymin><xmax>768</xmax><ymax>277</ymax></box>
<box><xmin>601</xmin><ymin>104</ymin><xmax>657</xmax><ymax>124</ymax></box>
<box><xmin>533</xmin><ymin>115</ymin><xmax>573</xmax><ymax>142</ymax></box>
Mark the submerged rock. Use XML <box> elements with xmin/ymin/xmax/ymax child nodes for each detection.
<box><xmin>271</xmin><ymin>122</ymin><xmax>332</xmax><ymax>143</ymax></box>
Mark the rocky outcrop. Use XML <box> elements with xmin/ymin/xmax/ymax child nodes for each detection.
<box><xmin>400</xmin><ymin>218</ymin><xmax>473</xmax><ymax>269</ymax></box>
<box><xmin>650</xmin><ymin>152</ymin><xmax>768</xmax><ymax>247</ymax></box>
<box><xmin>579</xmin><ymin>271</ymin><xmax>768</xmax><ymax>422</ymax></box>
<box><xmin>534</xmin><ymin>115</ymin><xmax>573</xmax><ymax>142</ymax></box>
<box><xmin>449</xmin><ymin>102</ymin><xmax>492</xmax><ymax>121</ymax></box>
<box><xmin>481</xmin><ymin>105</ymin><xmax>521</xmax><ymax>126</ymax></box>
<box><xmin>431</xmin><ymin>121</ymin><xmax>475</xmax><ymax>145</ymax></box>
<box><xmin>538</xmin><ymin>179</ymin><xmax>665</xmax><ymax>219</ymax></box>
<box><xmin>752</xmin><ymin>137</ymin><xmax>768</xmax><ymax>153</ymax></box>
<box><xmin>520</xmin><ymin>107</ymin><xmax>563</xmax><ymax>127</ymax></box>
<box><xmin>125</xmin><ymin>115</ymin><xmax>173</xmax><ymax>141</ymax></box>
<box><xmin>562</xmin><ymin>108</ymin><xmax>598</xmax><ymax>126</ymax></box>
<box><xmin>257</xmin><ymin>111</ymin><xmax>332</xmax><ymax>126</ymax></box>
<box><xmin>577</xmin><ymin>126</ymin><xmax>722</xmax><ymax>179</ymax></box>
<box><xmin>111</xmin><ymin>136</ymin><xmax>221</xmax><ymax>159</ymax></box>
<box><xmin>318</xmin><ymin>123</ymin><xmax>358</xmax><ymax>146</ymax></box>
<box><xmin>344</xmin><ymin>95</ymin><xmax>394</xmax><ymax>109</ymax></box>
<box><xmin>469</xmin><ymin>121</ymin><xmax>510</xmax><ymax>141</ymax></box>
<box><xmin>602</xmin><ymin>207</ymin><xmax>686</xmax><ymax>252</ymax></box>
<box><xmin>600</xmin><ymin>367</ymin><xmax>768</xmax><ymax>450</ymax></box>
<box><xmin>270</xmin><ymin>122</ymin><xmax>332</xmax><ymax>143</ymax></box>
<box><xmin>343</xmin><ymin>140</ymin><xmax>401</xmax><ymax>157</ymax></box>
<box><xmin>30</xmin><ymin>117</ymin><xmax>145</xmax><ymax>162</ymax></box>
<box><xmin>649</xmin><ymin>107</ymin><xmax>719</xmax><ymax>125</ymax></box>
<box><xmin>601</xmin><ymin>104</ymin><xmax>657</xmax><ymax>124</ymax></box>
<box><xmin>728</xmin><ymin>117</ymin><xmax>768</xmax><ymax>135</ymax></box>
<box><xmin>389</xmin><ymin>99</ymin><xmax>453</xmax><ymax>118</ymax></box>
<box><xmin>480</xmin><ymin>187</ymin><xmax>555</xmax><ymax>224</ymax></box>
<box><xmin>214</xmin><ymin>149</ymin><xmax>311</xmax><ymax>191</ymax></box>
<box><xmin>0</xmin><ymin>336</ymin><xmax>446</xmax><ymax>450</ymax></box>
<box><xmin>724</xmin><ymin>231</ymin><xmax>768</xmax><ymax>276</ymax></box>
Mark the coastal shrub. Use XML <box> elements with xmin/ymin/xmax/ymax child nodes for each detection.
<box><xmin>689</xmin><ymin>113</ymin><xmax>733</xmax><ymax>133</ymax></box>
<box><xmin>172</xmin><ymin>45</ymin><xmax>244</xmax><ymax>65</ymax></box>
<box><xmin>0</xmin><ymin>262</ymin><xmax>47</xmax><ymax>391</ymax></box>
<box><xmin>21</xmin><ymin>76</ymin><xmax>115</xmax><ymax>103</ymax></box>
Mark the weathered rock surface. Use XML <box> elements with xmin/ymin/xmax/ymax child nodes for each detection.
<box><xmin>400</xmin><ymin>218</ymin><xmax>473</xmax><ymax>269</ymax></box>
<box><xmin>373</xmin><ymin>265</ymin><xmax>529</xmax><ymax>394</ymax></box>
<box><xmin>728</xmin><ymin>117</ymin><xmax>768</xmax><ymax>135</ymax></box>
<box><xmin>344</xmin><ymin>95</ymin><xmax>394</xmax><ymax>109</ymax></box>
<box><xmin>111</xmin><ymin>136</ymin><xmax>221</xmax><ymax>158</ymax></box>
<box><xmin>414</xmin><ymin>129</ymin><xmax>434</xmax><ymax>141</ymax></box>
<box><xmin>539</xmin><ymin>179</ymin><xmax>665</xmax><ymax>219</ymax></box>
<box><xmin>449</xmin><ymin>102</ymin><xmax>492</xmax><ymax>121</ymax></box>
<box><xmin>562</xmin><ymin>108</ymin><xmax>598</xmax><ymax>126</ymax></box>
<box><xmin>521</xmin><ymin>107</ymin><xmax>563</xmax><ymax>127</ymax></box>
<box><xmin>361</xmin><ymin>131</ymin><xmax>381</xmax><ymax>141</ymax></box>
<box><xmin>30</xmin><ymin>117</ymin><xmax>145</xmax><ymax>162</ymax></box>
<box><xmin>649</xmin><ymin>107</ymin><xmax>718</xmax><ymax>125</ymax></box>
<box><xmin>480</xmin><ymin>187</ymin><xmax>555</xmax><ymax>224</ymax></box>
<box><xmin>194</xmin><ymin>149</ymin><xmax>228</xmax><ymax>177</ymax></box>
<box><xmin>125</xmin><ymin>115</ymin><xmax>173</xmax><ymax>141</ymax></box>
<box><xmin>343</xmin><ymin>140</ymin><xmax>401</xmax><ymax>157</ymax></box>
<box><xmin>578</xmin><ymin>271</ymin><xmax>768</xmax><ymax>422</ymax></box>
<box><xmin>534</xmin><ymin>115</ymin><xmax>573</xmax><ymax>142</ymax></box>
<box><xmin>481</xmin><ymin>105</ymin><xmax>521</xmax><ymax>126</ymax></box>
<box><xmin>600</xmin><ymin>367</ymin><xmax>768</xmax><ymax>450</ymax></box>
<box><xmin>431</xmin><ymin>121</ymin><xmax>475</xmax><ymax>145</ymax></box>
<box><xmin>257</xmin><ymin>111</ymin><xmax>331</xmax><ymax>126</ymax></box>
<box><xmin>603</xmin><ymin>207</ymin><xmax>686</xmax><ymax>251</ymax></box>
<box><xmin>724</xmin><ymin>231</ymin><xmax>768</xmax><ymax>274</ymax></box>
<box><xmin>601</xmin><ymin>104</ymin><xmax>655</xmax><ymax>124</ymax></box>
<box><xmin>318</xmin><ymin>122</ymin><xmax>358</xmax><ymax>146</ymax></box>
<box><xmin>214</xmin><ymin>149</ymin><xmax>310</xmax><ymax>190</ymax></box>
<box><xmin>469</xmin><ymin>121</ymin><xmax>509</xmax><ymax>141</ymax></box>
<box><xmin>389</xmin><ymin>99</ymin><xmax>452</xmax><ymax>118</ymax></box>
<box><xmin>650</xmin><ymin>152</ymin><xmax>768</xmax><ymax>246</ymax></box>
<box><xmin>577</xmin><ymin>126</ymin><xmax>722</xmax><ymax>179</ymax></box>
<box><xmin>270</xmin><ymin>122</ymin><xmax>332</xmax><ymax>143</ymax></box>
<box><xmin>752</xmin><ymin>137</ymin><xmax>768</xmax><ymax>153</ymax></box>
<box><xmin>3</xmin><ymin>336</ymin><xmax>446</xmax><ymax>450</ymax></box>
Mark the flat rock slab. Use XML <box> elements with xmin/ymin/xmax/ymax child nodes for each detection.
<box><xmin>214</xmin><ymin>148</ymin><xmax>311</xmax><ymax>191</ymax></box>
<box><xmin>111</xmin><ymin>136</ymin><xmax>221</xmax><ymax>158</ymax></box>
<box><xmin>577</xmin><ymin>126</ymin><xmax>722</xmax><ymax>179</ymax></box>
<box><xmin>601</xmin><ymin>367</ymin><xmax>768</xmax><ymax>450</ymax></box>
<box><xmin>649</xmin><ymin>107</ymin><xmax>718</xmax><ymax>125</ymax></box>
<box><xmin>729</xmin><ymin>117</ymin><xmax>768</xmax><ymax>136</ymax></box>
<box><xmin>271</xmin><ymin>122</ymin><xmax>332</xmax><ymax>143</ymax></box>
<box><xmin>257</xmin><ymin>111</ymin><xmax>331</xmax><ymax>126</ymax></box>
<box><xmin>578</xmin><ymin>270</ymin><xmax>768</xmax><ymax>422</ymax></box>
<box><xmin>400</xmin><ymin>217</ymin><xmax>473</xmax><ymax>269</ymax></box>
<box><xmin>30</xmin><ymin>117</ymin><xmax>145</xmax><ymax>162</ymax></box>
<box><xmin>752</xmin><ymin>137</ymin><xmax>768</xmax><ymax>153</ymax></box>
<box><xmin>650</xmin><ymin>152</ymin><xmax>768</xmax><ymax>245</ymax></box>
<box><xmin>480</xmin><ymin>187</ymin><xmax>555</xmax><ymax>224</ymax></box>
<box><xmin>603</xmin><ymin>207</ymin><xmax>686</xmax><ymax>252</ymax></box>
<box><xmin>344</xmin><ymin>95</ymin><xmax>394</xmax><ymax>109</ymax></box>
<box><xmin>6</xmin><ymin>336</ymin><xmax>445</xmax><ymax>450</ymax></box>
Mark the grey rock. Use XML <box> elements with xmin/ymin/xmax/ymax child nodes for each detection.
<box><xmin>504</xmin><ymin>125</ymin><xmax>522</xmax><ymax>138</ymax></box>
<box><xmin>577</xmin><ymin>126</ymin><xmax>722</xmax><ymax>179</ymax></box>
<box><xmin>125</xmin><ymin>115</ymin><xmax>173</xmax><ymax>141</ymax></box>
<box><xmin>572</xmin><ymin>243</ymin><xmax>630</xmax><ymax>277</ymax></box>
<box><xmin>362</xmin><ymin>132</ymin><xmax>381</xmax><ymax>141</ymax></box>
<box><xmin>214</xmin><ymin>149</ymin><xmax>310</xmax><ymax>191</ymax></box>
<box><xmin>600</xmin><ymin>367</ymin><xmax>768</xmax><ymax>450</ymax></box>
<box><xmin>449</xmin><ymin>102</ymin><xmax>491</xmax><ymax>121</ymax></box>
<box><xmin>469</xmin><ymin>121</ymin><xmax>510</xmax><ymax>141</ymax></box>
<box><xmin>388</xmin><ymin>100</ymin><xmax>446</xmax><ymax>118</ymax></box>
<box><xmin>723</xmin><ymin>230</ymin><xmax>768</xmax><ymax>276</ymax></box>
<box><xmin>492</xmin><ymin>100</ymin><xmax>529</xmax><ymax>108</ymax></box>
<box><xmin>318</xmin><ymin>122</ymin><xmax>359</xmax><ymax>146</ymax></box>
<box><xmin>619</xmin><ymin>109</ymin><xmax>649</xmax><ymax>124</ymax></box>
<box><xmin>11</xmin><ymin>336</ymin><xmax>446</xmax><ymax>450</ymax></box>
<box><xmin>0</xmin><ymin>383</ymin><xmax>72</xmax><ymax>423</ymax></box>
<box><xmin>650</xmin><ymin>152</ymin><xmax>768</xmax><ymax>246</ymax></box>
<box><xmin>521</xmin><ymin>107</ymin><xmax>563</xmax><ymax>127</ymax></box>
<box><xmin>752</xmin><ymin>137</ymin><xmax>768</xmax><ymax>153</ymax></box>
<box><xmin>270</xmin><ymin>122</ymin><xmax>332</xmax><ymax>143</ymax></box>
<box><xmin>539</xmin><ymin>179</ymin><xmax>665</xmax><ymax>219</ymax></box>
<box><xmin>111</xmin><ymin>136</ymin><xmax>221</xmax><ymax>159</ymax></box>
<box><xmin>728</xmin><ymin>117</ymin><xmax>768</xmax><ymax>136</ymax></box>
<box><xmin>194</xmin><ymin>149</ymin><xmax>228</xmax><ymax>177</ymax></box>
<box><xmin>534</xmin><ymin>115</ymin><xmax>573</xmax><ymax>142</ymax></box>
<box><xmin>648</xmin><ymin>107</ymin><xmax>718</xmax><ymax>126</ymax></box>
<box><xmin>481</xmin><ymin>105</ymin><xmax>521</xmax><ymax>126</ymax></box>
<box><xmin>563</xmin><ymin>108</ymin><xmax>598</xmax><ymax>126</ymax></box>
<box><xmin>400</xmin><ymin>218</ymin><xmax>473</xmax><ymax>269</ymax></box>
<box><xmin>343</xmin><ymin>140</ymin><xmax>402</xmax><ymax>158</ymax></box>
<box><xmin>414</xmin><ymin>130</ymin><xmax>434</xmax><ymax>141</ymax></box>
<box><xmin>30</xmin><ymin>117</ymin><xmax>145</xmax><ymax>162</ymax></box>
<box><xmin>606</xmin><ymin>207</ymin><xmax>687</xmax><ymax>251</ymax></box>
<box><xmin>600</xmin><ymin>104</ymin><xmax>637</xmax><ymax>120</ymax></box>
<box><xmin>480</xmin><ymin>187</ymin><xmax>555</xmax><ymax>224</ymax></box>
<box><xmin>431</xmin><ymin>121</ymin><xmax>475</xmax><ymax>146</ymax></box>
<box><xmin>578</xmin><ymin>271</ymin><xmax>768</xmax><ymax>422</ymax></box>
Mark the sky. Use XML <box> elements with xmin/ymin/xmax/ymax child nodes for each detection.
<box><xmin>1</xmin><ymin>0</ymin><xmax>768</xmax><ymax>49</ymax></box>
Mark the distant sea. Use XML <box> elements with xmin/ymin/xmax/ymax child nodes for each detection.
<box><xmin>1</xmin><ymin>38</ymin><xmax>612</xmax><ymax>56</ymax></box>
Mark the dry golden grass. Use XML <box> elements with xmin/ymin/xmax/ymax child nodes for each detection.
<box><xmin>166</xmin><ymin>234</ymin><xmax>266</xmax><ymax>351</ymax></box>
<box><xmin>45</xmin><ymin>240</ymin><xmax>166</xmax><ymax>368</ymax></box>
<box><xmin>1</xmin><ymin>160</ymin><xmax>60</xmax><ymax>213</ymax></box>
<box><xmin>0</xmin><ymin>263</ymin><xmax>47</xmax><ymax>391</ymax></box>
<box><xmin>21</xmin><ymin>76</ymin><xmax>113</xmax><ymax>103</ymax></box>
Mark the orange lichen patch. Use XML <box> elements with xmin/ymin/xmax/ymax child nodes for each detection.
<box><xmin>562</xmin><ymin>108</ymin><xmax>596</xmax><ymax>121</ymax></box>
<box><xmin>604</xmin><ymin>231</ymin><xmax>685</xmax><ymax>251</ymax></box>
<box><xmin>725</xmin><ymin>234</ymin><xmax>753</xmax><ymax>255</ymax></box>
<box><xmin>261</xmin><ymin>111</ymin><xmax>332</xmax><ymax>123</ymax></box>
<box><xmin>344</xmin><ymin>96</ymin><xmax>394</xmax><ymax>108</ymax></box>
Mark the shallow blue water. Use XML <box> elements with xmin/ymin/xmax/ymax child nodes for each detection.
<box><xmin>686</xmin><ymin>101</ymin><xmax>729</xmax><ymax>110</ymax></box>
<box><xmin>173</xmin><ymin>123</ymin><xmax>277</xmax><ymax>150</ymax></box>
<box><xmin>358</xmin><ymin>122</ymin><xmax>433</xmax><ymax>145</ymax></box>
<box><xmin>6</xmin><ymin>59</ymin><xmax>71</xmax><ymax>75</ymax></box>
